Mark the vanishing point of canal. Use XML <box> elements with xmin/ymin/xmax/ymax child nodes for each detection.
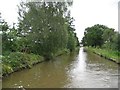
<box><xmin>2</xmin><ymin>47</ymin><xmax>118</xmax><ymax>88</ymax></box>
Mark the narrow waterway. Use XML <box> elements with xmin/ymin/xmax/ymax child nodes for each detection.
<box><xmin>2</xmin><ymin>47</ymin><xmax>118</xmax><ymax>88</ymax></box>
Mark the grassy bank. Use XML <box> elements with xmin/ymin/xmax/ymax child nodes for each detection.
<box><xmin>2</xmin><ymin>52</ymin><xmax>44</xmax><ymax>77</ymax></box>
<box><xmin>85</xmin><ymin>47</ymin><xmax>120</xmax><ymax>64</ymax></box>
<box><xmin>2</xmin><ymin>48</ymin><xmax>76</xmax><ymax>77</ymax></box>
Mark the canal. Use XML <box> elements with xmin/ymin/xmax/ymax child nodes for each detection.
<box><xmin>2</xmin><ymin>47</ymin><xmax>118</xmax><ymax>88</ymax></box>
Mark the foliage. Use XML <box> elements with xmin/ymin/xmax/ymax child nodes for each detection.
<box><xmin>86</xmin><ymin>47</ymin><xmax>120</xmax><ymax>63</ymax></box>
<box><xmin>82</xmin><ymin>24</ymin><xmax>119</xmax><ymax>51</ymax></box>
<box><xmin>1</xmin><ymin>21</ymin><xmax>18</xmax><ymax>53</ymax></box>
<box><xmin>18</xmin><ymin>2</ymin><xmax>79</xmax><ymax>59</ymax></box>
<box><xmin>82</xmin><ymin>24</ymin><xmax>104</xmax><ymax>47</ymax></box>
<box><xmin>2</xmin><ymin>52</ymin><xmax>44</xmax><ymax>75</ymax></box>
<box><xmin>82</xmin><ymin>24</ymin><xmax>120</xmax><ymax>63</ymax></box>
<box><xmin>1</xmin><ymin>1</ymin><xmax>79</xmax><ymax>76</ymax></box>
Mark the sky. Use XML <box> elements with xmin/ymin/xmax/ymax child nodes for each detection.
<box><xmin>71</xmin><ymin>0</ymin><xmax>119</xmax><ymax>41</ymax></box>
<box><xmin>0</xmin><ymin>0</ymin><xmax>119</xmax><ymax>41</ymax></box>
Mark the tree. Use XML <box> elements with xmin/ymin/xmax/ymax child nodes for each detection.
<box><xmin>66</xmin><ymin>16</ymin><xmax>79</xmax><ymax>51</ymax></box>
<box><xmin>82</xmin><ymin>24</ymin><xmax>119</xmax><ymax>52</ymax></box>
<box><xmin>82</xmin><ymin>24</ymin><xmax>104</xmax><ymax>47</ymax></box>
<box><xmin>18</xmin><ymin>1</ymin><xmax>76</xmax><ymax>59</ymax></box>
<box><xmin>1</xmin><ymin>21</ymin><xmax>18</xmax><ymax>54</ymax></box>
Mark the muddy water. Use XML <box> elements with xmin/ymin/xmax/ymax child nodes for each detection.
<box><xmin>2</xmin><ymin>47</ymin><xmax>118</xmax><ymax>88</ymax></box>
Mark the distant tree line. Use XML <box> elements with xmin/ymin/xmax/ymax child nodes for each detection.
<box><xmin>82</xmin><ymin>24</ymin><xmax>120</xmax><ymax>51</ymax></box>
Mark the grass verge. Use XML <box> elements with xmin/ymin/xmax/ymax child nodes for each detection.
<box><xmin>2</xmin><ymin>52</ymin><xmax>44</xmax><ymax>77</ymax></box>
<box><xmin>2</xmin><ymin>47</ymin><xmax>80</xmax><ymax>77</ymax></box>
<box><xmin>85</xmin><ymin>47</ymin><xmax>120</xmax><ymax>64</ymax></box>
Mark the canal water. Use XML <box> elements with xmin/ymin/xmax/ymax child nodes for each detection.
<box><xmin>2</xmin><ymin>47</ymin><xmax>118</xmax><ymax>88</ymax></box>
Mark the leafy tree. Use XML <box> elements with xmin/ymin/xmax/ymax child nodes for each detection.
<box><xmin>66</xmin><ymin>16</ymin><xmax>79</xmax><ymax>51</ymax></box>
<box><xmin>102</xmin><ymin>28</ymin><xmax>114</xmax><ymax>43</ymax></box>
<box><xmin>1</xmin><ymin>21</ymin><xmax>18</xmax><ymax>54</ymax></box>
<box><xmin>82</xmin><ymin>24</ymin><xmax>104</xmax><ymax>47</ymax></box>
<box><xmin>18</xmin><ymin>2</ymin><xmax>77</xmax><ymax>59</ymax></box>
<box><xmin>82</xmin><ymin>24</ymin><xmax>119</xmax><ymax>52</ymax></box>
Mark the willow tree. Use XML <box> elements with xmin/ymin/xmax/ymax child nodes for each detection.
<box><xmin>18</xmin><ymin>1</ymin><xmax>73</xmax><ymax>59</ymax></box>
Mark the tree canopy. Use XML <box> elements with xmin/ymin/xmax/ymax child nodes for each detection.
<box><xmin>2</xmin><ymin>1</ymin><xmax>79</xmax><ymax>59</ymax></box>
<box><xmin>82</xmin><ymin>24</ymin><xmax>119</xmax><ymax>51</ymax></box>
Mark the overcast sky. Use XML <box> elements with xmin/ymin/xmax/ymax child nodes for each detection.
<box><xmin>0</xmin><ymin>0</ymin><xmax>119</xmax><ymax>41</ymax></box>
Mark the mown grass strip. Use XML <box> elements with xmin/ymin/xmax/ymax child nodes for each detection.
<box><xmin>85</xmin><ymin>47</ymin><xmax>120</xmax><ymax>64</ymax></box>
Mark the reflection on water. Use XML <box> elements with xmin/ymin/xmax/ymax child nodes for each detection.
<box><xmin>65</xmin><ymin>47</ymin><xmax>118</xmax><ymax>88</ymax></box>
<box><xmin>2</xmin><ymin>47</ymin><xmax>118</xmax><ymax>88</ymax></box>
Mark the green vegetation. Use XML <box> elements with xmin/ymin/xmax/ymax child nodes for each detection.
<box><xmin>1</xmin><ymin>1</ymin><xmax>79</xmax><ymax>76</ymax></box>
<box><xmin>82</xmin><ymin>24</ymin><xmax>120</xmax><ymax>63</ymax></box>
<box><xmin>2</xmin><ymin>52</ymin><xmax>44</xmax><ymax>76</ymax></box>
<box><xmin>85</xmin><ymin>47</ymin><xmax>119</xmax><ymax>63</ymax></box>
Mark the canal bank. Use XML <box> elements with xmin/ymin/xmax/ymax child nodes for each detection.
<box><xmin>2</xmin><ymin>48</ymin><xmax>79</xmax><ymax>78</ymax></box>
<box><xmin>2</xmin><ymin>52</ymin><xmax>45</xmax><ymax>77</ymax></box>
<box><xmin>84</xmin><ymin>47</ymin><xmax>120</xmax><ymax>64</ymax></box>
<box><xmin>2</xmin><ymin>47</ymin><xmax>118</xmax><ymax>88</ymax></box>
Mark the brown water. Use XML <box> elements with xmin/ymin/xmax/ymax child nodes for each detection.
<box><xmin>2</xmin><ymin>47</ymin><xmax>118</xmax><ymax>88</ymax></box>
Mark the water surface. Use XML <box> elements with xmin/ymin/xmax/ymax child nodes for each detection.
<box><xmin>2</xmin><ymin>47</ymin><xmax>118</xmax><ymax>88</ymax></box>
